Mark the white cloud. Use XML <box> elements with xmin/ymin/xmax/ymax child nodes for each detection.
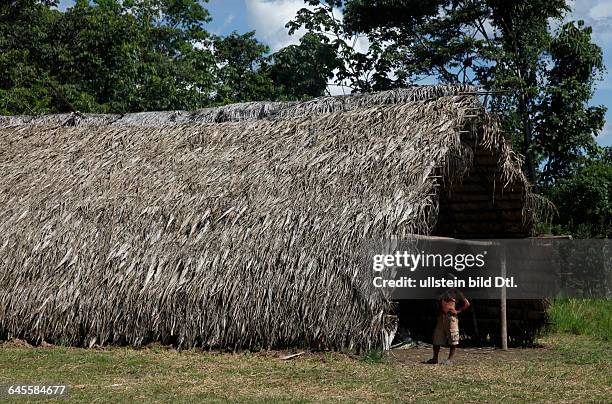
<box><xmin>568</xmin><ymin>2</ymin><xmax>612</xmax><ymax>40</ymax></box>
<box><xmin>599</xmin><ymin>120</ymin><xmax>612</xmax><ymax>142</ymax></box>
<box><xmin>245</xmin><ymin>0</ymin><xmax>310</xmax><ymax>51</ymax></box>
<box><xmin>224</xmin><ymin>14</ymin><xmax>236</xmax><ymax>27</ymax></box>
<box><xmin>588</xmin><ymin>1</ymin><xmax>612</xmax><ymax>20</ymax></box>
<box><xmin>327</xmin><ymin>84</ymin><xmax>351</xmax><ymax>96</ymax></box>
<box><xmin>568</xmin><ymin>0</ymin><xmax>612</xmax><ymax>39</ymax></box>
<box><xmin>245</xmin><ymin>0</ymin><xmax>369</xmax><ymax>52</ymax></box>
<box><xmin>245</xmin><ymin>0</ymin><xmax>372</xmax><ymax>95</ymax></box>
<box><xmin>57</xmin><ymin>0</ymin><xmax>75</xmax><ymax>11</ymax></box>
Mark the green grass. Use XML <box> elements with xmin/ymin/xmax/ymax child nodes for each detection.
<box><xmin>361</xmin><ymin>349</ymin><xmax>384</xmax><ymax>364</ymax></box>
<box><xmin>552</xmin><ymin>335</ymin><xmax>612</xmax><ymax>365</ymax></box>
<box><xmin>0</xmin><ymin>335</ymin><xmax>610</xmax><ymax>403</ymax></box>
<box><xmin>0</xmin><ymin>300</ymin><xmax>610</xmax><ymax>402</ymax></box>
<box><xmin>548</xmin><ymin>299</ymin><xmax>612</xmax><ymax>341</ymax></box>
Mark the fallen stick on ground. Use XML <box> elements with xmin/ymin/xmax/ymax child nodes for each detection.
<box><xmin>280</xmin><ymin>352</ymin><xmax>305</xmax><ymax>360</ymax></box>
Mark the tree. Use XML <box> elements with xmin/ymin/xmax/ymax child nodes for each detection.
<box><xmin>211</xmin><ymin>30</ymin><xmax>340</xmax><ymax>103</ymax></box>
<box><xmin>0</xmin><ymin>0</ymin><xmax>217</xmax><ymax>114</ymax></box>
<box><xmin>0</xmin><ymin>0</ymin><xmax>61</xmax><ymax>114</ymax></box>
<box><xmin>269</xmin><ymin>32</ymin><xmax>342</xmax><ymax>99</ymax></box>
<box><xmin>1</xmin><ymin>0</ymin><xmax>332</xmax><ymax>113</ymax></box>
<box><xmin>536</xmin><ymin>21</ymin><xmax>606</xmax><ymax>185</ymax></box>
<box><xmin>287</xmin><ymin>0</ymin><xmax>410</xmax><ymax>92</ymax></box>
<box><xmin>212</xmin><ymin>32</ymin><xmax>278</xmax><ymax>104</ymax></box>
<box><xmin>547</xmin><ymin>148</ymin><xmax>611</xmax><ymax>238</ymax></box>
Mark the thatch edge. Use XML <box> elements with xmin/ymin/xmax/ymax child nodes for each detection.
<box><xmin>0</xmin><ymin>85</ymin><xmax>478</xmax><ymax>127</ymax></box>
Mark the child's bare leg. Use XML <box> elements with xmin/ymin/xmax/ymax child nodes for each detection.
<box><xmin>427</xmin><ymin>345</ymin><xmax>440</xmax><ymax>363</ymax></box>
<box><xmin>448</xmin><ymin>346</ymin><xmax>456</xmax><ymax>360</ymax></box>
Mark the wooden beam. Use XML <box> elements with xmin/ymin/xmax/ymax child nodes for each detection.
<box><xmin>500</xmin><ymin>247</ymin><xmax>508</xmax><ymax>350</ymax></box>
<box><xmin>407</xmin><ymin>234</ymin><xmax>495</xmax><ymax>246</ymax></box>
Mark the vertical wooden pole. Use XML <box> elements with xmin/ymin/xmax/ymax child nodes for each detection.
<box><xmin>500</xmin><ymin>247</ymin><xmax>508</xmax><ymax>350</ymax></box>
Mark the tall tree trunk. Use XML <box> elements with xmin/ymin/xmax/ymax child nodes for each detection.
<box><xmin>518</xmin><ymin>92</ymin><xmax>536</xmax><ymax>185</ymax></box>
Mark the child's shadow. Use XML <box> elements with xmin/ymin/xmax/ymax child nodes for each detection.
<box><xmin>421</xmin><ymin>359</ymin><xmax>453</xmax><ymax>365</ymax></box>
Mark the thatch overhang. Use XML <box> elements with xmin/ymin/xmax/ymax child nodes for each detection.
<box><xmin>0</xmin><ymin>85</ymin><xmax>542</xmax><ymax>350</ymax></box>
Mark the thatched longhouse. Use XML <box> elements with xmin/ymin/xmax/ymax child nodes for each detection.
<box><xmin>0</xmin><ymin>85</ymin><xmax>545</xmax><ymax>350</ymax></box>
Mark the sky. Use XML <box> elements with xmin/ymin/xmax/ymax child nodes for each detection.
<box><xmin>58</xmin><ymin>0</ymin><xmax>612</xmax><ymax>146</ymax></box>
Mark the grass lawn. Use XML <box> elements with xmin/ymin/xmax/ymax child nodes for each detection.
<box><xmin>548</xmin><ymin>299</ymin><xmax>611</xmax><ymax>341</ymax></box>
<box><xmin>0</xmin><ymin>334</ymin><xmax>610</xmax><ymax>403</ymax></box>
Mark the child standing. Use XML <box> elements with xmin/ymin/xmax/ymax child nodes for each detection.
<box><xmin>427</xmin><ymin>288</ymin><xmax>470</xmax><ymax>365</ymax></box>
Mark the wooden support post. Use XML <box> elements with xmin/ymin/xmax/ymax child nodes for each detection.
<box><xmin>500</xmin><ymin>247</ymin><xmax>508</xmax><ymax>350</ymax></box>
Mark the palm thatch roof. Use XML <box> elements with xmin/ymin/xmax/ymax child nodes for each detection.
<box><xmin>0</xmin><ymin>85</ymin><xmax>540</xmax><ymax>350</ymax></box>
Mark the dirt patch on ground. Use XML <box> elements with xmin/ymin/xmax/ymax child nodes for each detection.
<box><xmin>387</xmin><ymin>344</ymin><xmax>549</xmax><ymax>366</ymax></box>
<box><xmin>0</xmin><ymin>338</ymin><xmax>33</xmax><ymax>348</ymax></box>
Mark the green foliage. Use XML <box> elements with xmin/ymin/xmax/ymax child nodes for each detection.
<box><xmin>0</xmin><ymin>0</ymin><xmax>59</xmax><ymax>114</ymax></box>
<box><xmin>287</xmin><ymin>0</ymin><xmax>408</xmax><ymax>92</ymax></box>
<box><xmin>269</xmin><ymin>32</ymin><xmax>342</xmax><ymax>99</ymax></box>
<box><xmin>536</xmin><ymin>21</ymin><xmax>607</xmax><ymax>184</ymax></box>
<box><xmin>0</xmin><ymin>1</ymin><xmax>324</xmax><ymax>113</ymax></box>
<box><xmin>545</xmin><ymin>148</ymin><xmax>612</xmax><ymax>238</ymax></box>
<box><xmin>210</xmin><ymin>30</ymin><xmax>335</xmax><ymax>104</ymax></box>
<box><xmin>548</xmin><ymin>299</ymin><xmax>611</xmax><ymax>341</ymax></box>
<box><xmin>212</xmin><ymin>32</ymin><xmax>277</xmax><ymax>104</ymax></box>
<box><xmin>1</xmin><ymin>0</ymin><xmax>218</xmax><ymax>113</ymax></box>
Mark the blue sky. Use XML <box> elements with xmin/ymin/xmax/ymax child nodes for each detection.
<box><xmin>58</xmin><ymin>0</ymin><xmax>612</xmax><ymax>145</ymax></box>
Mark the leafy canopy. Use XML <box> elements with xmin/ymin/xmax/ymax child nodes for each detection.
<box><xmin>0</xmin><ymin>0</ymin><xmax>336</xmax><ymax>114</ymax></box>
